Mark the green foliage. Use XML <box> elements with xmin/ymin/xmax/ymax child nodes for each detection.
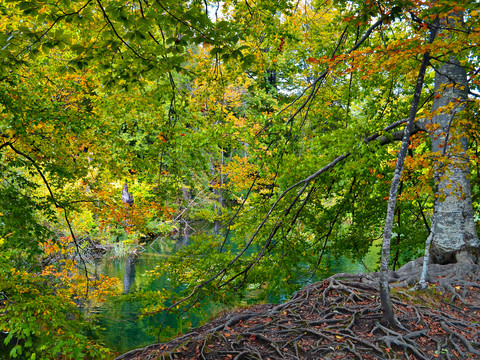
<box><xmin>0</xmin><ymin>260</ymin><xmax>112</xmax><ymax>359</ymax></box>
<box><xmin>0</xmin><ymin>0</ymin><xmax>479</xmax><ymax>354</ymax></box>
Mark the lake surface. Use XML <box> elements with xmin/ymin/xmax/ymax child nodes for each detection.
<box><xmin>88</xmin><ymin>237</ymin><xmax>212</xmax><ymax>353</ymax></box>
<box><xmin>90</xmin><ymin>235</ymin><xmax>381</xmax><ymax>354</ymax></box>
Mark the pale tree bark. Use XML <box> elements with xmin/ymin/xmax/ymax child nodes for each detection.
<box><xmin>122</xmin><ymin>182</ymin><xmax>134</xmax><ymax>205</ymax></box>
<box><xmin>379</xmin><ymin>27</ymin><xmax>438</xmax><ymax>325</ymax></box>
<box><xmin>427</xmin><ymin>14</ymin><xmax>479</xmax><ymax>265</ymax></box>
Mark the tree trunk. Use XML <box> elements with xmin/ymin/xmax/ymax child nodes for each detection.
<box><xmin>380</xmin><ymin>46</ymin><xmax>433</xmax><ymax>326</ymax></box>
<box><xmin>210</xmin><ymin>158</ymin><xmax>224</xmax><ymax>235</ymax></box>
<box><xmin>428</xmin><ymin>57</ymin><xmax>479</xmax><ymax>264</ymax></box>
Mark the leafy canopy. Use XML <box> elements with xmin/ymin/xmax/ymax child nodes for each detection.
<box><xmin>0</xmin><ymin>0</ymin><xmax>480</xmax><ymax>357</ymax></box>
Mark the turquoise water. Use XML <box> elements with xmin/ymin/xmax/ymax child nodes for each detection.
<box><xmin>89</xmin><ymin>242</ymin><xmax>380</xmax><ymax>354</ymax></box>
<box><xmin>90</xmin><ymin>255</ymin><xmax>203</xmax><ymax>353</ymax></box>
<box><xmin>89</xmin><ymin>237</ymin><xmax>219</xmax><ymax>354</ymax></box>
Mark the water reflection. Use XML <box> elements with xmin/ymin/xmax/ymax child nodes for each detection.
<box><xmin>91</xmin><ymin>223</ymin><xmax>209</xmax><ymax>353</ymax></box>
<box><xmin>92</xmin><ymin>228</ymin><xmax>380</xmax><ymax>354</ymax></box>
<box><xmin>122</xmin><ymin>256</ymin><xmax>137</xmax><ymax>294</ymax></box>
<box><xmin>93</xmin><ymin>253</ymin><xmax>173</xmax><ymax>353</ymax></box>
<box><xmin>177</xmin><ymin>220</ymin><xmax>192</xmax><ymax>248</ymax></box>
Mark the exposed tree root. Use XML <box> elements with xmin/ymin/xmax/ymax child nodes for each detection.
<box><xmin>115</xmin><ymin>262</ymin><xmax>480</xmax><ymax>360</ymax></box>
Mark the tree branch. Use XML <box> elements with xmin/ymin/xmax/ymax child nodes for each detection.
<box><xmin>258</xmin><ymin>16</ymin><xmax>386</xmax><ymax>137</ymax></box>
<box><xmin>96</xmin><ymin>0</ymin><xmax>151</xmax><ymax>61</ymax></box>
<box><xmin>379</xmin><ymin>23</ymin><xmax>438</xmax><ymax>326</ymax></box>
<box><xmin>155</xmin><ymin>14</ymin><xmax>394</xmax><ymax>331</ymax></box>
<box><xmin>7</xmin><ymin>143</ymin><xmax>90</xmax><ymax>297</ymax></box>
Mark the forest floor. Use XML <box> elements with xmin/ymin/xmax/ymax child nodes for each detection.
<box><xmin>115</xmin><ymin>259</ymin><xmax>480</xmax><ymax>360</ymax></box>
